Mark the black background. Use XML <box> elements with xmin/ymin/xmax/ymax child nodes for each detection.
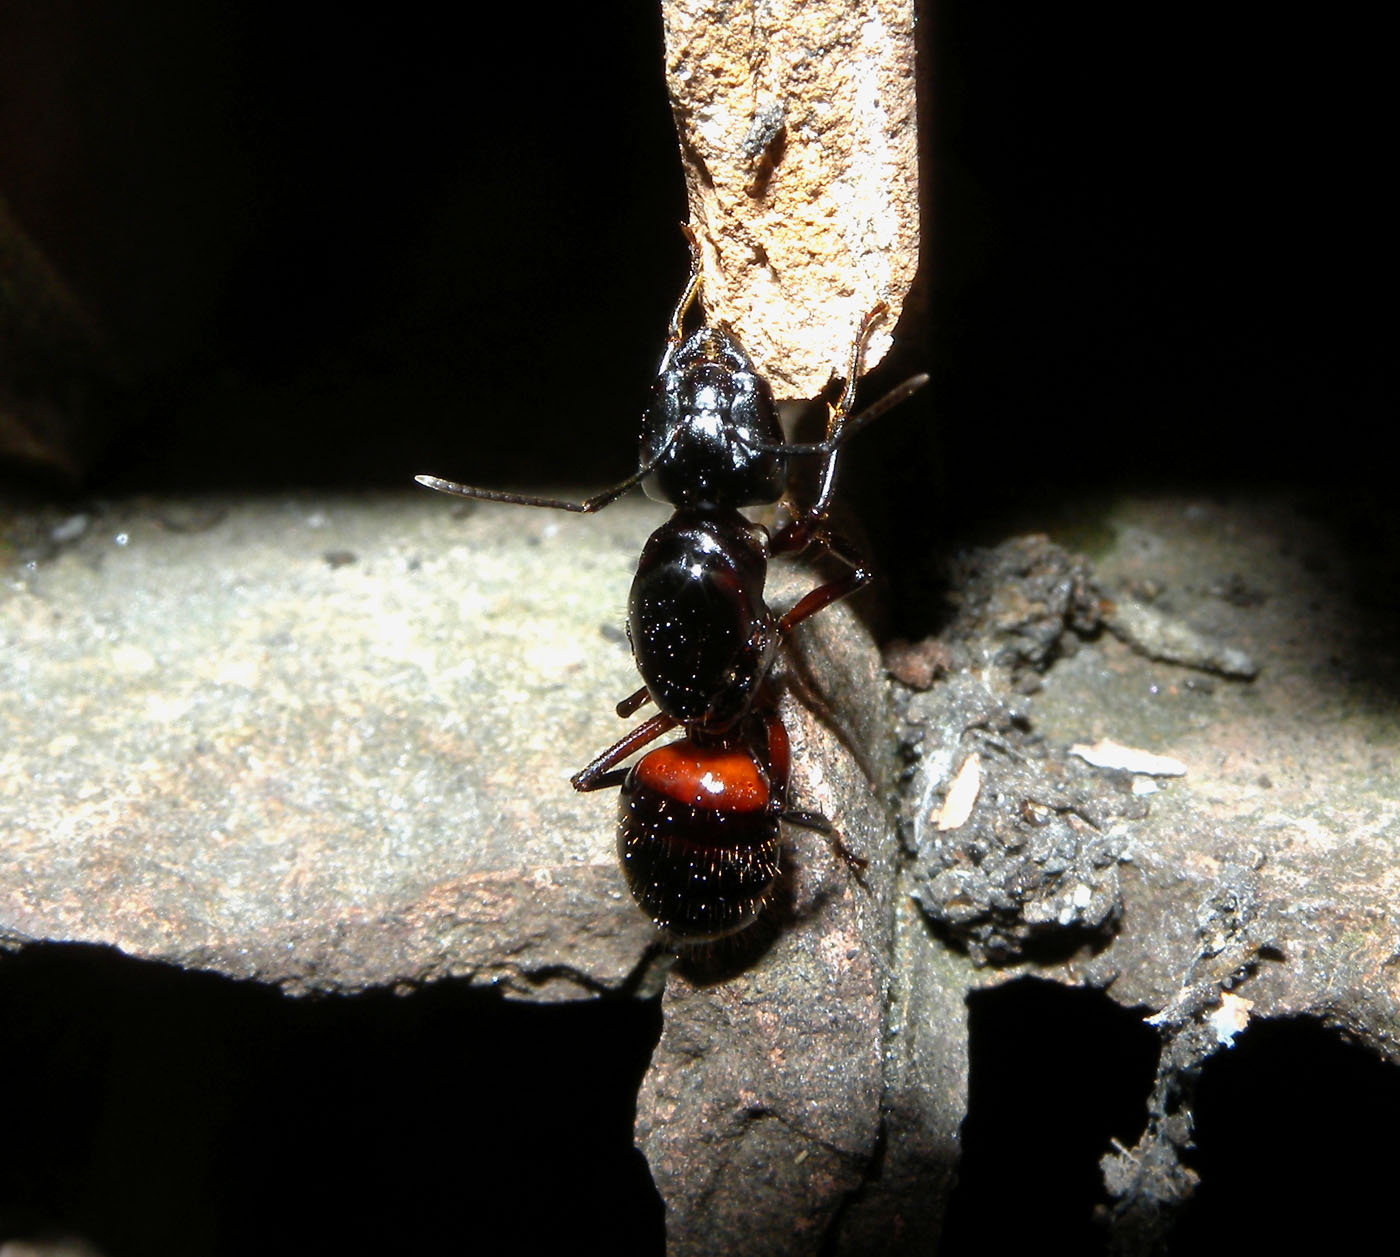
<box><xmin>1</xmin><ymin>4</ymin><xmax>1392</xmax><ymax>1253</ymax></box>
<box><xmin>2</xmin><ymin>3</ymin><xmax>1387</xmax><ymax>531</ymax></box>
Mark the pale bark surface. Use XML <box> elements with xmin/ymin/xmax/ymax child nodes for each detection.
<box><xmin>663</xmin><ymin>0</ymin><xmax>921</xmax><ymax>397</ymax></box>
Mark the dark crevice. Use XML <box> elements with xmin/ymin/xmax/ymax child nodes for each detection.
<box><xmin>0</xmin><ymin>942</ymin><xmax>665</xmax><ymax>1257</ymax></box>
<box><xmin>1168</xmin><ymin>1017</ymin><xmax>1400</xmax><ymax>1249</ymax></box>
<box><xmin>941</xmin><ymin>984</ymin><xmax>1400</xmax><ymax>1253</ymax></box>
<box><xmin>940</xmin><ymin>977</ymin><xmax>1159</xmax><ymax>1254</ymax></box>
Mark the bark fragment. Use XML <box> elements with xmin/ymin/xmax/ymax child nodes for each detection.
<box><xmin>662</xmin><ymin>0</ymin><xmax>921</xmax><ymax>396</ymax></box>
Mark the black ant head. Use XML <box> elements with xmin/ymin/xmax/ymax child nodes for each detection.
<box><xmin>640</xmin><ymin>326</ymin><xmax>789</xmax><ymax>511</ymax></box>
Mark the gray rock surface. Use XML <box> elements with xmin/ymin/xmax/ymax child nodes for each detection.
<box><xmin>0</xmin><ymin>486</ymin><xmax>929</xmax><ymax>1252</ymax></box>
<box><xmin>5</xmin><ymin>488</ymin><xmax>1398</xmax><ymax>1252</ymax></box>
<box><xmin>898</xmin><ymin>494</ymin><xmax>1400</xmax><ymax>1249</ymax></box>
<box><xmin>1</xmin><ymin>492</ymin><xmax>665</xmax><ymax>997</ymax></box>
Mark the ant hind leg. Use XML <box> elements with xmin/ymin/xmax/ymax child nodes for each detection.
<box><xmin>781</xmin><ymin>807</ymin><xmax>870</xmax><ymax>888</ymax></box>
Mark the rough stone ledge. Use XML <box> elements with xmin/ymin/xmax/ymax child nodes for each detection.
<box><xmin>6</xmin><ymin>489</ymin><xmax>1399</xmax><ymax>1252</ymax></box>
<box><xmin>0</xmin><ymin>489</ymin><xmax>892</xmax><ymax>995</ymax></box>
<box><xmin>895</xmin><ymin>493</ymin><xmax>1400</xmax><ymax>1249</ymax></box>
<box><xmin>1</xmin><ymin>493</ymin><xmax>681</xmax><ymax>998</ymax></box>
<box><xmin>1</xmin><ymin>486</ymin><xmax>901</xmax><ymax>1253</ymax></box>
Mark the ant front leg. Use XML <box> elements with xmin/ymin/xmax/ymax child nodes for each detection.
<box><xmin>764</xmin><ymin>304</ymin><xmax>892</xmax><ymax>556</ymax></box>
<box><xmin>657</xmin><ymin>223</ymin><xmax>706</xmax><ymax>373</ymax></box>
<box><xmin>807</xmin><ymin>302</ymin><xmax>888</xmax><ymax>522</ymax></box>
<box><xmin>767</xmin><ymin>307</ymin><xmax>928</xmax><ymax>551</ymax></box>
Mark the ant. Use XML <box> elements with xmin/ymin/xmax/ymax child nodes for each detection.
<box><xmin>417</xmin><ymin>225</ymin><xmax>925</xmax><ymax>942</ymax></box>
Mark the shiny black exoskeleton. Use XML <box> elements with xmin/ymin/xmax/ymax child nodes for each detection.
<box><xmin>417</xmin><ymin>225</ymin><xmax>925</xmax><ymax>941</ymax></box>
<box><xmin>627</xmin><ymin>509</ymin><xmax>774</xmax><ymax>730</ymax></box>
<box><xmin>641</xmin><ymin>325</ymin><xmax>786</xmax><ymax>510</ymax></box>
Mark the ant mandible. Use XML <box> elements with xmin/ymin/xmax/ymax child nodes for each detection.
<box><xmin>417</xmin><ymin>225</ymin><xmax>925</xmax><ymax>941</ymax></box>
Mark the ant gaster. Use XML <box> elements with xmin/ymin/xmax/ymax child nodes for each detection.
<box><xmin>417</xmin><ymin>226</ymin><xmax>925</xmax><ymax>941</ymax></box>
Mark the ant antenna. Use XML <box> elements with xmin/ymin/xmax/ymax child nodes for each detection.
<box><xmin>414</xmin><ymin>429</ymin><xmax>679</xmax><ymax>514</ymax></box>
<box><xmin>761</xmin><ymin>372</ymin><xmax>929</xmax><ymax>458</ymax></box>
<box><xmin>744</xmin><ymin>299</ymin><xmax>926</xmax><ymax>515</ymax></box>
<box><xmin>413</xmin><ymin>470</ymin><xmax>645</xmax><ymax>515</ymax></box>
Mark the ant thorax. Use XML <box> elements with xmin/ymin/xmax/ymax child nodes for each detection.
<box><xmin>627</xmin><ymin>509</ymin><xmax>778</xmax><ymax>732</ymax></box>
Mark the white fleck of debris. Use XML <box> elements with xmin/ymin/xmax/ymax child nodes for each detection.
<box><xmin>1131</xmin><ymin>777</ymin><xmax>1159</xmax><ymax>795</ymax></box>
<box><xmin>1069</xmin><ymin>738</ymin><xmax>1187</xmax><ymax>777</ymax></box>
<box><xmin>113</xmin><ymin>532</ymin><xmax>130</xmax><ymax>547</ymax></box>
<box><xmin>145</xmin><ymin>693</ymin><xmax>189</xmax><ymax>723</ymax></box>
<box><xmin>936</xmin><ymin>752</ymin><xmax>981</xmax><ymax>830</ymax></box>
<box><xmin>1211</xmin><ymin>991</ymin><xmax>1253</xmax><ymax>1046</ymax></box>
<box><xmin>1058</xmin><ymin>886</ymin><xmax>1092</xmax><ymax>924</ymax></box>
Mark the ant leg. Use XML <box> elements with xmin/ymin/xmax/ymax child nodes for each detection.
<box><xmin>807</xmin><ymin>302</ymin><xmax>888</xmax><ymax>522</ymax></box>
<box><xmin>781</xmin><ymin>809</ymin><xmax>870</xmax><ymax>886</ymax></box>
<box><xmin>614</xmin><ymin>684</ymin><xmax>652</xmax><ymax>718</ymax></box>
<box><xmin>756</xmin><ymin>688</ymin><xmax>869</xmax><ymax>888</ymax></box>
<box><xmin>776</xmin><ymin>374</ymin><xmax>928</xmax><ymax>459</ymax></box>
<box><xmin>754</xmin><ymin>706</ymin><xmax>868</xmax><ymax>886</ymax></box>
<box><xmin>658</xmin><ymin>223</ymin><xmax>705</xmax><ymax>372</ymax></box>
<box><xmin>772</xmin><ymin>529</ymin><xmax>872</xmax><ymax>634</ymax></box>
<box><xmin>763</xmin><ymin>305</ymin><xmax>897</xmax><ymax>553</ymax></box>
<box><xmin>776</xmin><ymin>564</ymin><xmax>868</xmax><ymax>636</ymax></box>
<box><xmin>571</xmin><ymin>710</ymin><xmax>678</xmax><ymax>793</ymax></box>
<box><xmin>743</xmin><ymin>372</ymin><xmax>929</xmax><ymax>475</ymax></box>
